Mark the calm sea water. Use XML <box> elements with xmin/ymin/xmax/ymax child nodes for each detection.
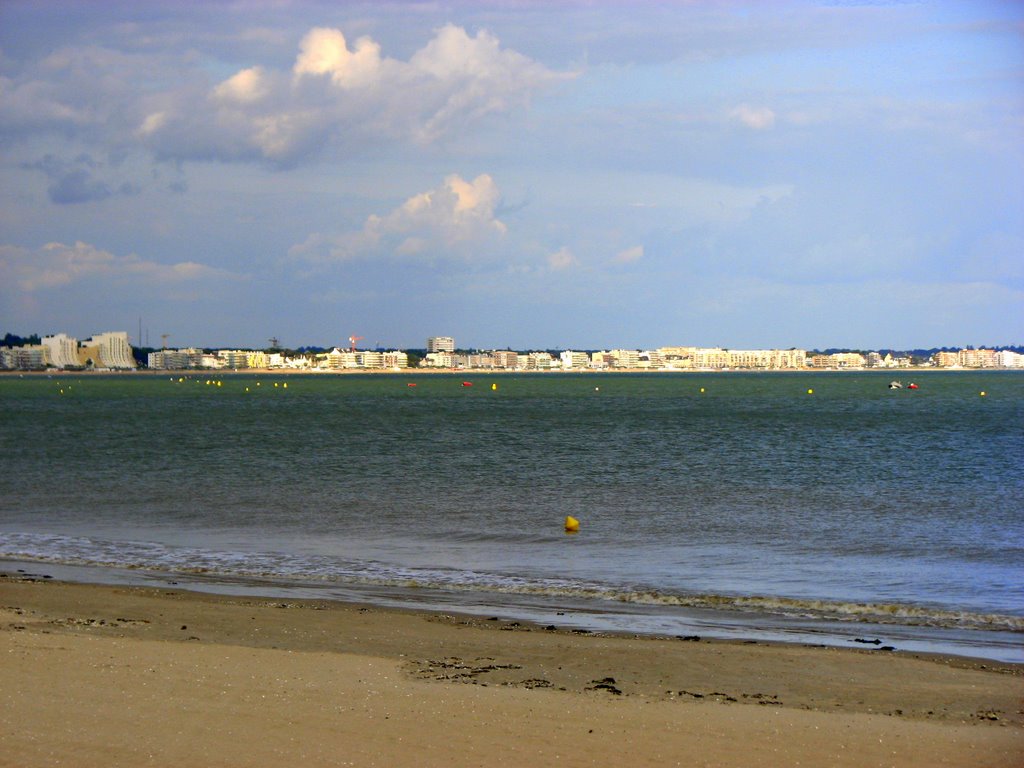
<box><xmin>1</xmin><ymin>371</ymin><xmax>1021</xmax><ymax>660</ymax></box>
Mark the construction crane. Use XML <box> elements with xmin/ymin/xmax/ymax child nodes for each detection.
<box><xmin>348</xmin><ymin>335</ymin><xmax>364</xmax><ymax>352</ymax></box>
<box><xmin>161</xmin><ymin>334</ymin><xmax>170</xmax><ymax>350</ymax></box>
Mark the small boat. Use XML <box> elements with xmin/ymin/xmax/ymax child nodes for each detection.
<box><xmin>908</xmin><ymin>383</ymin><xmax>919</xmax><ymax>390</ymax></box>
<box><xmin>888</xmin><ymin>381</ymin><xmax>903</xmax><ymax>389</ymax></box>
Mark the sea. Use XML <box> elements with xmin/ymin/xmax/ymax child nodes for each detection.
<box><xmin>1</xmin><ymin>371</ymin><xmax>1021</xmax><ymax>662</ymax></box>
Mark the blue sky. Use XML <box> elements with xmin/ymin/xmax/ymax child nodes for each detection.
<box><xmin>1</xmin><ymin>0</ymin><xmax>1021</xmax><ymax>350</ymax></box>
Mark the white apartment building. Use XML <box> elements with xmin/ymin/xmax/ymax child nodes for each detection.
<box><xmin>866</xmin><ymin>352</ymin><xmax>909</xmax><ymax>368</ymax></box>
<box><xmin>218</xmin><ymin>350</ymin><xmax>249</xmax><ymax>369</ymax></box>
<box><xmin>323</xmin><ymin>349</ymin><xmax>408</xmax><ymax>369</ymax></box>
<box><xmin>427</xmin><ymin>336</ymin><xmax>455</xmax><ymax>353</ymax></box>
<box><xmin>462</xmin><ymin>353</ymin><xmax>494</xmax><ymax>369</ymax></box>
<box><xmin>381</xmin><ymin>351</ymin><xmax>409</xmax><ymax>369</ymax></box>
<box><xmin>0</xmin><ymin>346</ymin><xmax>48</xmax><ymax>369</ymax></box>
<box><xmin>995</xmin><ymin>350</ymin><xmax>1023</xmax><ymax>368</ymax></box>
<box><xmin>560</xmin><ymin>350</ymin><xmax>590</xmax><ymax>369</ymax></box>
<box><xmin>148</xmin><ymin>348</ymin><xmax>206</xmax><ymax>369</ymax></box>
<box><xmin>959</xmin><ymin>349</ymin><xmax>998</xmax><ymax>368</ymax></box>
<box><xmin>610</xmin><ymin>349</ymin><xmax>641</xmax><ymax>368</ymax></box>
<box><xmin>810</xmin><ymin>352</ymin><xmax>865</xmax><ymax>369</ymax></box>
<box><xmin>727</xmin><ymin>350</ymin><xmax>764</xmax><ymax>369</ymax></box>
<box><xmin>525</xmin><ymin>352</ymin><xmax>555</xmax><ymax>370</ymax></box>
<box><xmin>641</xmin><ymin>350</ymin><xmax>666</xmax><ymax>368</ymax></box>
<box><xmin>326</xmin><ymin>349</ymin><xmax>357</xmax><ymax>369</ymax></box>
<box><xmin>356</xmin><ymin>351</ymin><xmax>384</xmax><ymax>368</ymax></box>
<box><xmin>42</xmin><ymin>333</ymin><xmax>79</xmax><ymax>369</ymax></box>
<box><xmin>422</xmin><ymin>352</ymin><xmax>454</xmax><ymax>368</ymax></box>
<box><xmin>726</xmin><ymin>348</ymin><xmax>807</xmax><ymax>369</ymax></box>
<box><xmin>691</xmin><ymin>348</ymin><xmax>730</xmax><ymax>369</ymax></box>
<box><xmin>274</xmin><ymin>354</ymin><xmax>311</xmax><ymax>369</ymax></box>
<box><xmin>658</xmin><ymin>346</ymin><xmax>696</xmax><ymax>368</ymax></box>
<box><xmin>82</xmin><ymin>331</ymin><xmax>135</xmax><ymax>369</ymax></box>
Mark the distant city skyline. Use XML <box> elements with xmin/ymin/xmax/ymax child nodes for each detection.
<box><xmin>2</xmin><ymin>326</ymin><xmax>1020</xmax><ymax>358</ymax></box>
<box><xmin>9</xmin><ymin>321</ymin><xmax>1017</xmax><ymax>377</ymax></box>
<box><xmin>1</xmin><ymin>1</ymin><xmax>1021</xmax><ymax>350</ymax></box>
<box><xmin>4</xmin><ymin>327</ymin><xmax>1021</xmax><ymax>371</ymax></box>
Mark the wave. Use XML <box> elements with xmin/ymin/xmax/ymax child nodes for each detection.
<box><xmin>2</xmin><ymin>531</ymin><xmax>1021</xmax><ymax>633</ymax></box>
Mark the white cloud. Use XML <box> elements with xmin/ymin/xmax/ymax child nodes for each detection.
<box><xmin>547</xmin><ymin>247</ymin><xmax>578</xmax><ymax>271</ymax></box>
<box><xmin>614</xmin><ymin>245</ymin><xmax>644</xmax><ymax>264</ymax></box>
<box><xmin>137</xmin><ymin>111</ymin><xmax>167</xmax><ymax>136</ymax></box>
<box><xmin>214</xmin><ymin>66</ymin><xmax>269</xmax><ymax>104</ymax></box>
<box><xmin>0</xmin><ymin>241</ymin><xmax>239</xmax><ymax>292</ymax></box>
<box><xmin>730</xmin><ymin>104</ymin><xmax>776</xmax><ymax>130</ymax></box>
<box><xmin>289</xmin><ymin>173</ymin><xmax>507</xmax><ymax>264</ymax></box>
<box><xmin>293</xmin><ymin>28</ymin><xmax>383</xmax><ymax>89</ymax></box>
<box><xmin>148</xmin><ymin>23</ymin><xmax>565</xmax><ymax>165</ymax></box>
<box><xmin>2</xmin><ymin>22</ymin><xmax>566</xmax><ymax>172</ymax></box>
<box><xmin>412</xmin><ymin>24</ymin><xmax>507</xmax><ymax>80</ymax></box>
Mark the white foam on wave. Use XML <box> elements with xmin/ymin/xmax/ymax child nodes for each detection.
<box><xmin>3</xmin><ymin>531</ymin><xmax>1021</xmax><ymax>633</ymax></box>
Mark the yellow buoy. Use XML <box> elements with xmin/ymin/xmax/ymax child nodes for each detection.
<box><xmin>980</xmin><ymin>391</ymin><xmax>986</xmax><ymax>397</ymax></box>
<box><xmin>283</xmin><ymin>382</ymin><xmax>288</xmax><ymax>389</ymax></box>
<box><xmin>807</xmin><ymin>388</ymin><xmax>814</xmax><ymax>395</ymax></box>
<box><xmin>700</xmin><ymin>387</ymin><xmax>705</xmax><ymax>393</ymax></box>
<box><xmin>564</xmin><ymin>515</ymin><xmax>580</xmax><ymax>533</ymax></box>
<box><xmin>491</xmin><ymin>383</ymin><xmax>497</xmax><ymax>391</ymax></box>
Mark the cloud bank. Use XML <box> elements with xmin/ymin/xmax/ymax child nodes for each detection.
<box><xmin>4</xmin><ymin>23</ymin><xmax>561</xmax><ymax>169</ymax></box>
<box><xmin>289</xmin><ymin>173</ymin><xmax>507</xmax><ymax>265</ymax></box>
<box><xmin>22</xmin><ymin>154</ymin><xmax>141</xmax><ymax>205</ymax></box>
<box><xmin>0</xmin><ymin>241</ymin><xmax>238</xmax><ymax>293</ymax></box>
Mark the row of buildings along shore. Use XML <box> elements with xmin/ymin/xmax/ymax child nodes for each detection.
<box><xmin>1</xmin><ymin>332</ymin><xmax>135</xmax><ymax>371</ymax></box>
<box><xmin>2</xmin><ymin>331</ymin><xmax>1023</xmax><ymax>371</ymax></box>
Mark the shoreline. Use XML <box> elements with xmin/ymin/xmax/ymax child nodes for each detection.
<box><xmin>2</xmin><ymin>571</ymin><xmax>1021</xmax><ymax>766</ymax></box>
<box><xmin>4</xmin><ymin>366</ymin><xmax>1020</xmax><ymax>376</ymax></box>
<box><xmin>4</xmin><ymin>557</ymin><xmax>1021</xmax><ymax>665</ymax></box>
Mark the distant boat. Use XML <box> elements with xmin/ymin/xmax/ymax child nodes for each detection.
<box><xmin>888</xmin><ymin>381</ymin><xmax>903</xmax><ymax>389</ymax></box>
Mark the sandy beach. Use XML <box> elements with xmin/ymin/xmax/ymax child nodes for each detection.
<box><xmin>0</xmin><ymin>572</ymin><xmax>1020</xmax><ymax>767</ymax></box>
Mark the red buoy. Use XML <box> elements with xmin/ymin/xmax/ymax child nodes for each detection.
<box><xmin>461</xmin><ymin>381</ymin><xmax>473</xmax><ymax>387</ymax></box>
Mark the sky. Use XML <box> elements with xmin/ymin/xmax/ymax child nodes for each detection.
<box><xmin>1</xmin><ymin>0</ymin><xmax>1021</xmax><ymax>351</ymax></box>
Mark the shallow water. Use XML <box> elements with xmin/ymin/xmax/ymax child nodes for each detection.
<box><xmin>1</xmin><ymin>371</ymin><xmax>1021</xmax><ymax>660</ymax></box>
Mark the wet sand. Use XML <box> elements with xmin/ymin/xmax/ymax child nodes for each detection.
<box><xmin>1</xmin><ymin>573</ymin><xmax>1021</xmax><ymax>767</ymax></box>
